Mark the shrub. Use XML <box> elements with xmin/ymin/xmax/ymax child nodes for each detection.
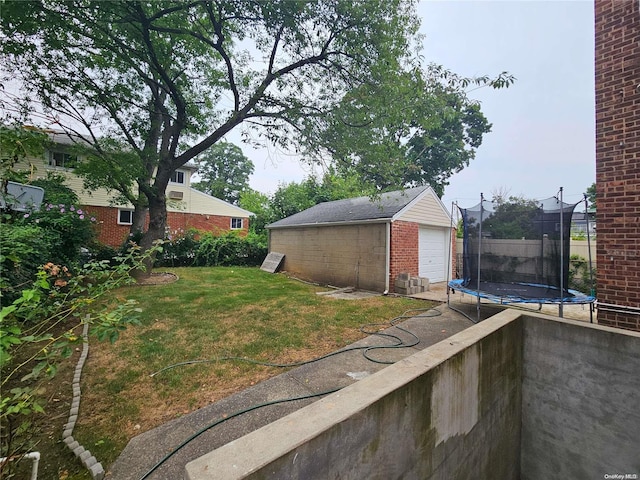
<box><xmin>154</xmin><ymin>228</ymin><xmax>199</xmax><ymax>267</ymax></box>
<box><xmin>194</xmin><ymin>231</ymin><xmax>267</xmax><ymax>267</ymax></box>
<box><xmin>17</xmin><ymin>202</ymin><xmax>97</xmax><ymax>266</ymax></box>
<box><xmin>0</xmin><ymin>244</ymin><xmax>161</xmax><ymax>472</ymax></box>
<box><xmin>0</xmin><ymin>222</ymin><xmax>53</xmax><ymax>305</ymax></box>
<box><xmin>568</xmin><ymin>254</ymin><xmax>596</xmax><ymax>296</ymax></box>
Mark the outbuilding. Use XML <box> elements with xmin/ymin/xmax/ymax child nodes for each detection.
<box><xmin>266</xmin><ymin>186</ymin><xmax>454</xmax><ymax>293</ymax></box>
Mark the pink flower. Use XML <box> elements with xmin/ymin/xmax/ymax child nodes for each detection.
<box><xmin>77</xmin><ymin>209</ymin><xmax>83</xmax><ymax>214</ymax></box>
<box><xmin>70</xmin><ymin>205</ymin><xmax>75</xmax><ymax>211</ymax></box>
<box><xmin>60</xmin><ymin>208</ymin><xmax>65</xmax><ymax>213</ymax></box>
<box><xmin>23</xmin><ymin>213</ymin><xmax>30</xmax><ymax>218</ymax></box>
<box><xmin>91</xmin><ymin>217</ymin><xmax>96</xmax><ymax>222</ymax></box>
<box><xmin>79</xmin><ymin>215</ymin><xmax>85</xmax><ymax>220</ymax></box>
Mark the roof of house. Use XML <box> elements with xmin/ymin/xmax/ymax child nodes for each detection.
<box><xmin>267</xmin><ymin>186</ymin><xmax>436</xmax><ymax>228</ymax></box>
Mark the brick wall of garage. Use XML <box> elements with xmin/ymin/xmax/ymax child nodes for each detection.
<box><xmin>389</xmin><ymin>221</ymin><xmax>419</xmax><ymax>290</ymax></box>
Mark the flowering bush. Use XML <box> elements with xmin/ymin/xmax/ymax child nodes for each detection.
<box><xmin>1</xmin><ymin>175</ymin><xmax>100</xmax><ymax>305</ymax></box>
<box><xmin>18</xmin><ymin>202</ymin><xmax>97</xmax><ymax>266</ymax></box>
<box><xmin>0</xmin><ymin>243</ymin><xmax>162</xmax><ymax>470</ymax></box>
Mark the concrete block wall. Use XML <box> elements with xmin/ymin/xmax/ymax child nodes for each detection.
<box><xmin>595</xmin><ymin>0</ymin><xmax>640</xmax><ymax>331</ymax></box>
<box><xmin>269</xmin><ymin>224</ymin><xmax>388</xmax><ymax>292</ymax></box>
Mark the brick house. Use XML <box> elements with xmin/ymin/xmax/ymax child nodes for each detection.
<box><xmin>14</xmin><ymin>130</ymin><xmax>253</xmax><ymax>248</ymax></box>
<box><xmin>266</xmin><ymin>186</ymin><xmax>455</xmax><ymax>293</ymax></box>
<box><xmin>595</xmin><ymin>0</ymin><xmax>640</xmax><ymax>331</ymax></box>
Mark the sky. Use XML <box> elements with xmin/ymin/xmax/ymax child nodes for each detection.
<box><xmin>242</xmin><ymin>0</ymin><xmax>596</xmax><ymax>209</ymax></box>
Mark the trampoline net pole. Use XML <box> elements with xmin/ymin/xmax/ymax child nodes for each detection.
<box><xmin>559</xmin><ymin>187</ymin><xmax>564</xmax><ymax>318</ymax></box>
<box><xmin>477</xmin><ymin>193</ymin><xmax>484</xmax><ymax>323</ymax></box>
<box><xmin>584</xmin><ymin>193</ymin><xmax>595</xmax><ymax>323</ymax></box>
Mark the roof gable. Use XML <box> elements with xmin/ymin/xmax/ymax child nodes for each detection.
<box><xmin>267</xmin><ymin>186</ymin><xmax>447</xmax><ymax>228</ymax></box>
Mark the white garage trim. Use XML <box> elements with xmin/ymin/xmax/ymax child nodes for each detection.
<box><xmin>418</xmin><ymin>227</ymin><xmax>450</xmax><ymax>282</ymax></box>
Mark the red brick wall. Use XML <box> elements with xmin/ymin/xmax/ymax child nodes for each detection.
<box><xmin>83</xmin><ymin>205</ymin><xmax>249</xmax><ymax>248</ymax></box>
<box><xmin>389</xmin><ymin>221</ymin><xmax>419</xmax><ymax>292</ymax></box>
<box><xmin>595</xmin><ymin>0</ymin><xmax>640</xmax><ymax>331</ymax></box>
<box><xmin>82</xmin><ymin>206</ymin><xmax>133</xmax><ymax>247</ymax></box>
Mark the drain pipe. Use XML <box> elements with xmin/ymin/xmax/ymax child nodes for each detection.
<box><xmin>0</xmin><ymin>451</ymin><xmax>40</xmax><ymax>480</ymax></box>
<box><xmin>384</xmin><ymin>221</ymin><xmax>391</xmax><ymax>294</ymax></box>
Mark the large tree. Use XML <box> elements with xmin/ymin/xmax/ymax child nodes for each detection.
<box><xmin>302</xmin><ymin>64</ymin><xmax>514</xmax><ymax>196</ymax></box>
<box><xmin>191</xmin><ymin>142</ymin><xmax>253</xmax><ymax>205</ymax></box>
<box><xmin>1</xmin><ymin>0</ymin><xmax>419</xmax><ymax>269</ymax></box>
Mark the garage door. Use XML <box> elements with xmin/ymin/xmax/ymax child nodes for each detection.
<box><xmin>418</xmin><ymin>227</ymin><xmax>449</xmax><ymax>282</ymax></box>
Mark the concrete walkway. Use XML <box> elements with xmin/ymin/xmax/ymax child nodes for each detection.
<box><xmin>107</xmin><ymin>298</ymin><xmax>476</xmax><ymax>480</ymax></box>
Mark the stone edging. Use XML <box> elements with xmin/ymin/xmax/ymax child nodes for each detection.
<box><xmin>62</xmin><ymin>321</ymin><xmax>105</xmax><ymax>480</ymax></box>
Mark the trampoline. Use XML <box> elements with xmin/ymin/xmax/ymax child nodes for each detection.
<box><xmin>448</xmin><ymin>189</ymin><xmax>596</xmax><ymax>322</ymax></box>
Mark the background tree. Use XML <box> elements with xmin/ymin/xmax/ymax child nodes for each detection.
<box><xmin>1</xmin><ymin>0</ymin><xmax>420</xmax><ymax>271</ymax></box>
<box><xmin>585</xmin><ymin>182</ymin><xmax>596</xmax><ymax>208</ymax></box>
<box><xmin>485</xmin><ymin>196</ymin><xmax>541</xmax><ymax>239</ymax></box>
<box><xmin>191</xmin><ymin>142</ymin><xmax>254</xmax><ymax>205</ymax></box>
<box><xmin>239</xmin><ymin>189</ymin><xmax>274</xmax><ymax>238</ymax></box>
<box><xmin>303</xmin><ymin>64</ymin><xmax>514</xmax><ymax>196</ymax></box>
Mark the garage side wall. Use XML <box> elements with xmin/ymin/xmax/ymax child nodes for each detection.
<box><xmin>269</xmin><ymin>224</ymin><xmax>388</xmax><ymax>291</ymax></box>
<box><xmin>389</xmin><ymin>220</ymin><xmax>419</xmax><ymax>291</ymax></box>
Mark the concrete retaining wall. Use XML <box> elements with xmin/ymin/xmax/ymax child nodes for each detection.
<box><xmin>521</xmin><ymin>315</ymin><xmax>640</xmax><ymax>479</ymax></box>
<box><xmin>185</xmin><ymin>310</ymin><xmax>523</xmax><ymax>480</ymax></box>
<box><xmin>185</xmin><ymin>310</ymin><xmax>640</xmax><ymax>480</ymax></box>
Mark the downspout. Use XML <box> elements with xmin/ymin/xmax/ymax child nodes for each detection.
<box><xmin>384</xmin><ymin>221</ymin><xmax>391</xmax><ymax>294</ymax></box>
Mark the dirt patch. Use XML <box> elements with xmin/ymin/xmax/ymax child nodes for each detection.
<box><xmin>134</xmin><ymin>272</ymin><xmax>179</xmax><ymax>286</ymax></box>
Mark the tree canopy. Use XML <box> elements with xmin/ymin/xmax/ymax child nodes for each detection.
<box><xmin>191</xmin><ymin>142</ymin><xmax>254</xmax><ymax>205</ymax></box>
<box><xmin>301</xmin><ymin>65</ymin><xmax>513</xmax><ymax>196</ymax></box>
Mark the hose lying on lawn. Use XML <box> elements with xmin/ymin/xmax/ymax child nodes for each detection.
<box><xmin>149</xmin><ymin>307</ymin><xmax>442</xmax><ymax>377</ymax></box>
<box><xmin>139</xmin><ymin>307</ymin><xmax>442</xmax><ymax>480</ymax></box>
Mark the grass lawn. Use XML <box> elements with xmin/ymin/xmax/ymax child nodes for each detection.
<box><xmin>30</xmin><ymin>267</ymin><xmax>435</xmax><ymax>478</ymax></box>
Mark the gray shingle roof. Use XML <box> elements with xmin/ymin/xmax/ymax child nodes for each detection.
<box><xmin>267</xmin><ymin>186</ymin><xmax>429</xmax><ymax>228</ymax></box>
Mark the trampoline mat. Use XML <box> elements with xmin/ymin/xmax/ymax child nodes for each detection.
<box><xmin>448</xmin><ymin>279</ymin><xmax>594</xmax><ymax>305</ymax></box>
<box><xmin>474</xmin><ymin>281</ymin><xmax>570</xmax><ymax>300</ymax></box>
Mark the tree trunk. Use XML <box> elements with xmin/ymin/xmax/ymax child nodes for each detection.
<box><xmin>134</xmin><ymin>191</ymin><xmax>167</xmax><ymax>279</ymax></box>
<box><xmin>130</xmin><ymin>203</ymin><xmax>148</xmax><ymax>239</ymax></box>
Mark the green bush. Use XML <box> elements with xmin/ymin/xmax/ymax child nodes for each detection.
<box><xmin>0</xmin><ymin>223</ymin><xmax>52</xmax><ymax>305</ymax></box>
<box><xmin>194</xmin><ymin>231</ymin><xmax>267</xmax><ymax>267</ymax></box>
<box><xmin>1</xmin><ymin>178</ymin><xmax>101</xmax><ymax>305</ymax></box>
<box><xmin>17</xmin><ymin>202</ymin><xmax>97</xmax><ymax>266</ymax></box>
<box><xmin>154</xmin><ymin>228</ymin><xmax>199</xmax><ymax>267</ymax></box>
<box><xmin>568</xmin><ymin>254</ymin><xmax>596</xmax><ymax>296</ymax></box>
<box><xmin>153</xmin><ymin>229</ymin><xmax>267</xmax><ymax>268</ymax></box>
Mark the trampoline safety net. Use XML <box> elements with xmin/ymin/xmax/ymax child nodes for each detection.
<box><xmin>451</xmin><ymin>196</ymin><xmax>594</xmax><ymax>304</ymax></box>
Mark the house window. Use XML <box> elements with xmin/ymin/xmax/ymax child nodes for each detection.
<box><xmin>48</xmin><ymin>150</ymin><xmax>78</xmax><ymax>169</ymax></box>
<box><xmin>118</xmin><ymin>209</ymin><xmax>133</xmax><ymax>225</ymax></box>
<box><xmin>170</xmin><ymin>170</ymin><xmax>185</xmax><ymax>184</ymax></box>
<box><xmin>231</xmin><ymin>217</ymin><xmax>243</xmax><ymax>230</ymax></box>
